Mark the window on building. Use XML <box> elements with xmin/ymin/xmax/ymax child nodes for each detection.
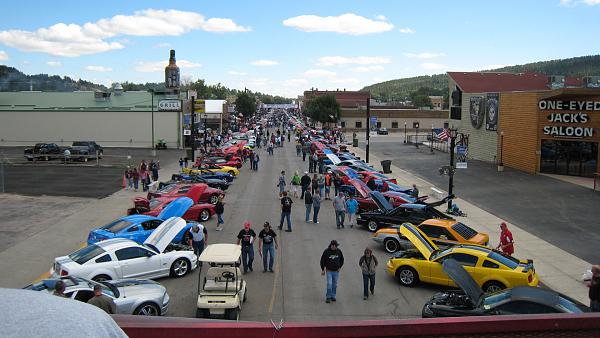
<box><xmin>341</xmin><ymin>121</ymin><xmax>346</xmax><ymax>128</ymax></box>
<box><xmin>376</xmin><ymin>122</ymin><xmax>382</xmax><ymax>128</ymax></box>
<box><xmin>392</xmin><ymin>122</ymin><xmax>398</xmax><ymax>129</ymax></box>
<box><xmin>413</xmin><ymin>122</ymin><xmax>420</xmax><ymax>129</ymax></box>
<box><xmin>355</xmin><ymin>121</ymin><xmax>362</xmax><ymax>128</ymax></box>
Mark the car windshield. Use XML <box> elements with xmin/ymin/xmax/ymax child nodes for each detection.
<box><xmin>68</xmin><ymin>245</ymin><xmax>106</xmax><ymax>264</ymax></box>
<box><xmin>451</xmin><ymin>222</ymin><xmax>478</xmax><ymax>240</ymax></box>
<box><xmin>159</xmin><ymin>185</ymin><xmax>177</xmax><ymax>193</ymax></box>
<box><xmin>102</xmin><ymin>220</ymin><xmax>132</xmax><ymax>233</ymax></box>
<box><xmin>149</xmin><ymin>199</ymin><xmax>163</xmax><ymax>209</ymax></box>
<box><xmin>487</xmin><ymin>251</ymin><xmax>520</xmax><ymax>269</ymax></box>
<box><xmin>482</xmin><ymin>289</ymin><xmax>512</xmax><ymax>308</ymax></box>
<box><xmin>86</xmin><ymin>280</ymin><xmax>117</xmax><ymax>298</ymax></box>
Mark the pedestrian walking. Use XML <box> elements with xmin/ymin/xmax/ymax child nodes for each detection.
<box><xmin>215</xmin><ymin>195</ymin><xmax>225</xmax><ymax>231</ymax></box>
<box><xmin>258</xmin><ymin>222</ymin><xmax>278</xmax><ymax>273</ymax></box>
<box><xmin>277</xmin><ymin>171</ymin><xmax>286</xmax><ymax>197</ymax></box>
<box><xmin>140</xmin><ymin>167</ymin><xmax>149</xmax><ymax>192</ymax></box>
<box><xmin>296</xmin><ymin>142</ymin><xmax>302</xmax><ymax>157</ymax></box>
<box><xmin>333</xmin><ymin>174</ymin><xmax>342</xmax><ymax>196</ymax></box>
<box><xmin>279</xmin><ymin>191</ymin><xmax>293</xmax><ymax>232</ymax></box>
<box><xmin>311</xmin><ymin>153</ymin><xmax>319</xmax><ymax>173</ymax></box>
<box><xmin>151</xmin><ymin>161</ymin><xmax>159</xmax><ymax>182</ymax></box>
<box><xmin>187</xmin><ymin>224</ymin><xmax>208</xmax><ymax>260</ymax></box>
<box><xmin>359</xmin><ymin>248</ymin><xmax>378</xmax><ymax>300</ymax></box>
<box><xmin>252</xmin><ymin>152</ymin><xmax>260</xmax><ymax>171</ymax></box>
<box><xmin>304</xmin><ymin>190</ymin><xmax>313</xmax><ymax>222</ymax></box>
<box><xmin>345</xmin><ymin>196</ymin><xmax>359</xmax><ymax>227</ymax></box>
<box><xmin>333</xmin><ymin>192</ymin><xmax>346</xmax><ymax>229</ymax></box>
<box><xmin>124</xmin><ymin>167</ymin><xmax>132</xmax><ymax>190</ymax></box>
<box><xmin>179</xmin><ymin>158</ymin><xmax>184</xmax><ymax>172</ymax></box>
<box><xmin>87</xmin><ymin>284</ymin><xmax>117</xmax><ymax>314</ymax></box>
<box><xmin>300</xmin><ymin>171</ymin><xmax>311</xmax><ymax>199</ymax></box>
<box><xmin>496</xmin><ymin>222</ymin><xmax>515</xmax><ymax>255</ymax></box>
<box><xmin>312</xmin><ymin>193</ymin><xmax>321</xmax><ymax>224</ymax></box>
<box><xmin>291</xmin><ymin>171</ymin><xmax>301</xmax><ymax>198</ymax></box>
<box><xmin>132</xmin><ymin>168</ymin><xmax>139</xmax><ymax>191</ymax></box>
<box><xmin>318</xmin><ymin>174</ymin><xmax>325</xmax><ymax>198</ymax></box>
<box><xmin>237</xmin><ymin>221</ymin><xmax>256</xmax><ymax>273</ymax></box>
<box><xmin>325</xmin><ymin>171</ymin><xmax>332</xmax><ymax>200</ymax></box>
<box><xmin>308</xmin><ymin>153</ymin><xmax>314</xmax><ymax>173</ymax></box>
<box><xmin>588</xmin><ymin>265</ymin><xmax>600</xmax><ymax>312</ymax></box>
<box><xmin>184</xmin><ymin>157</ymin><xmax>189</xmax><ymax>168</ymax></box>
<box><xmin>320</xmin><ymin>240</ymin><xmax>344</xmax><ymax>303</ymax></box>
<box><xmin>311</xmin><ymin>174</ymin><xmax>319</xmax><ymax>195</ymax></box>
<box><xmin>302</xmin><ymin>144</ymin><xmax>308</xmax><ymax>161</ymax></box>
<box><xmin>410</xmin><ymin>184</ymin><xmax>419</xmax><ymax>199</ymax></box>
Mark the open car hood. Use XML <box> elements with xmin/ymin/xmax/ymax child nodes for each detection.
<box><xmin>348</xmin><ymin>178</ymin><xmax>371</xmax><ymax>198</ymax></box>
<box><xmin>369</xmin><ymin>191</ymin><xmax>394</xmax><ymax>213</ymax></box>
<box><xmin>442</xmin><ymin>258</ymin><xmax>484</xmax><ymax>306</ymax></box>
<box><xmin>323</xmin><ymin>149</ymin><xmax>341</xmax><ymax>165</ymax></box>
<box><xmin>144</xmin><ymin>217</ymin><xmax>187</xmax><ymax>253</ymax></box>
<box><xmin>399</xmin><ymin>223</ymin><xmax>439</xmax><ymax>260</ymax></box>
<box><xmin>185</xmin><ymin>184</ymin><xmax>208</xmax><ymax>203</ymax></box>
<box><xmin>157</xmin><ymin>197</ymin><xmax>194</xmax><ymax>220</ymax></box>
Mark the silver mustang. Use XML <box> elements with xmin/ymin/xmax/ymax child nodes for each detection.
<box><xmin>24</xmin><ymin>276</ymin><xmax>170</xmax><ymax>316</ymax></box>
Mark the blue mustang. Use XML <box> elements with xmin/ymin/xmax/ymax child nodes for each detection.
<box><xmin>87</xmin><ymin>197</ymin><xmax>197</xmax><ymax>246</ymax></box>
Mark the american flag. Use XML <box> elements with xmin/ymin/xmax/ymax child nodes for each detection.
<box><xmin>435</xmin><ymin>128</ymin><xmax>450</xmax><ymax>141</ymax></box>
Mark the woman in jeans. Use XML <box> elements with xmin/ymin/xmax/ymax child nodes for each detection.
<box><xmin>304</xmin><ymin>190</ymin><xmax>313</xmax><ymax>222</ymax></box>
<box><xmin>358</xmin><ymin>248</ymin><xmax>378</xmax><ymax>300</ymax></box>
<box><xmin>312</xmin><ymin>193</ymin><xmax>321</xmax><ymax>224</ymax></box>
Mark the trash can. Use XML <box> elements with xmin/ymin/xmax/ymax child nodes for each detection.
<box><xmin>381</xmin><ymin>160</ymin><xmax>392</xmax><ymax>174</ymax></box>
<box><xmin>353</xmin><ymin>138</ymin><xmax>359</xmax><ymax>147</ymax></box>
<box><xmin>186</xmin><ymin>148</ymin><xmax>194</xmax><ymax>160</ymax></box>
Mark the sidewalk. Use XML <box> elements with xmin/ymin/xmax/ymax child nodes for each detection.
<box><xmin>349</xmin><ymin>144</ymin><xmax>591</xmax><ymax>305</ymax></box>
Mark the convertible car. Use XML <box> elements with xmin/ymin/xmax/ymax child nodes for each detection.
<box><xmin>373</xmin><ymin>219</ymin><xmax>489</xmax><ymax>253</ymax></box>
<box><xmin>357</xmin><ymin>191</ymin><xmax>452</xmax><ymax>232</ymax></box>
<box><xmin>147</xmin><ymin>183</ymin><xmax>223</xmax><ymax>205</ymax></box>
<box><xmin>25</xmin><ymin>276</ymin><xmax>171</xmax><ymax>316</ymax></box>
<box><xmin>183</xmin><ymin>164</ymin><xmax>240</xmax><ymax>176</ymax></box>
<box><xmin>129</xmin><ymin>186</ymin><xmax>217</xmax><ymax>222</ymax></box>
<box><xmin>162</xmin><ymin>173</ymin><xmax>229</xmax><ymax>191</ymax></box>
<box><xmin>386</xmin><ymin>223</ymin><xmax>539</xmax><ymax>293</ymax></box>
<box><xmin>421</xmin><ymin>259</ymin><xmax>588</xmax><ymax>317</ymax></box>
<box><xmin>52</xmin><ymin>217</ymin><xmax>198</xmax><ymax>282</ymax></box>
<box><xmin>91</xmin><ymin>197</ymin><xmax>201</xmax><ymax>245</ymax></box>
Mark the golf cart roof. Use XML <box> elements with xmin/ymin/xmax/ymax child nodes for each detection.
<box><xmin>199</xmin><ymin>244</ymin><xmax>242</xmax><ymax>263</ymax></box>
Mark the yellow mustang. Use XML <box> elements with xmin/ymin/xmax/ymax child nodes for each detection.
<box><xmin>183</xmin><ymin>164</ymin><xmax>240</xmax><ymax>176</ymax></box>
<box><xmin>386</xmin><ymin>223</ymin><xmax>538</xmax><ymax>293</ymax></box>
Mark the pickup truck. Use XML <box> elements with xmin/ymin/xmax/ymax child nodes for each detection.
<box><xmin>69</xmin><ymin>141</ymin><xmax>103</xmax><ymax>161</ymax></box>
<box><xmin>24</xmin><ymin>143</ymin><xmax>64</xmax><ymax>161</ymax></box>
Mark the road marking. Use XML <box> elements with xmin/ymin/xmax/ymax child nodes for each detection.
<box><xmin>268</xmin><ymin>246</ymin><xmax>281</xmax><ymax>315</ymax></box>
<box><xmin>32</xmin><ymin>242</ymin><xmax>86</xmax><ymax>283</ymax></box>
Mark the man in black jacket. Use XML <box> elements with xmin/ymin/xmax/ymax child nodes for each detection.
<box><xmin>300</xmin><ymin>171</ymin><xmax>311</xmax><ymax>199</ymax></box>
<box><xmin>320</xmin><ymin>240</ymin><xmax>344</xmax><ymax>303</ymax></box>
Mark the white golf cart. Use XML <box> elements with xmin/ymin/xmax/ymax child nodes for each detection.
<box><xmin>196</xmin><ymin>244</ymin><xmax>247</xmax><ymax>320</ymax></box>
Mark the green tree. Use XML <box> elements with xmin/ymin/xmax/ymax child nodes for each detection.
<box><xmin>304</xmin><ymin>94</ymin><xmax>340</xmax><ymax>125</ymax></box>
<box><xmin>412</xmin><ymin>94</ymin><xmax>432</xmax><ymax>108</ymax></box>
<box><xmin>235</xmin><ymin>92</ymin><xmax>256</xmax><ymax>118</ymax></box>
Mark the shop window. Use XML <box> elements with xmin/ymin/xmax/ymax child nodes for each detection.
<box><xmin>392</xmin><ymin>122</ymin><xmax>399</xmax><ymax>129</ymax></box>
<box><xmin>540</xmin><ymin>140</ymin><xmax>598</xmax><ymax>177</ymax></box>
<box><xmin>355</xmin><ymin>121</ymin><xmax>362</xmax><ymax>128</ymax></box>
<box><xmin>341</xmin><ymin>121</ymin><xmax>346</xmax><ymax>128</ymax></box>
<box><xmin>376</xmin><ymin>122</ymin><xmax>382</xmax><ymax>128</ymax></box>
<box><xmin>450</xmin><ymin>107</ymin><xmax>462</xmax><ymax>120</ymax></box>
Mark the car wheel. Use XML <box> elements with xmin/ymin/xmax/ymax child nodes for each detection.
<box><xmin>196</xmin><ymin>308</ymin><xmax>210</xmax><ymax>318</ymax></box>
<box><xmin>92</xmin><ymin>274</ymin><xmax>111</xmax><ymax>282</ymax></box>
<box><xmin>396</xmin><ymin>266</ymin><xmax>419</xmax><ymax>287</ymax></box>
<box><xmin>170</xmin><ymin>258</ymin><xmax>190</xmax><ymax>278</ymax></box>
<box><xmin>367</xmin><ymin>221</ymin><xmax>379</xmax><ymax>232</ymax></box>
<box><xmin>227</xmin><ymin>307</ymin><xmax>240</xmax><ymax>320</ymax></box>
<box><xmin>483</xmin><ymin>281</ymin><xmax>505</xmax><ymax>293</ymax></box>
<box><xmin>228</xmin><ymin>170</ymin><xmax>235</xmax><ymax>176</ymax></box>
<box><xmin>209</xmin><ymin>195</ymin><xmax>218</xmax><ymax>205</ymax></box>
<box><xmin>384</xmin><ymin>238</ymin><xmax>401</xmax><ymax>253</ymax></box>
<box><xmin>134</xmin><ymin>302</ymin><xmax>160</xmax><ymax>316</ymax></box>
<box><xmin>99</xmin><ymin>151</ymin><xmax>103</xmax><ymax>159</ymax></box>
<box><xmin>199</xmin><ymin>209</ymin><xmax>210</xmax><ymax>222</ymax></box>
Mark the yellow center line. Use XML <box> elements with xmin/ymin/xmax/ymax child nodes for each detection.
<box><xmin>32</xmin><ymin>242</ymin><xmax>86</xmax><ymax>283</ymax></box>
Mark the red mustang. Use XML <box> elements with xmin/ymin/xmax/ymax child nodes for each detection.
<box><xmin>128</xmin><ymin>185</ymin><xmax>216</xmax><ymax>222</ymax></box>
<box><xmin>341</xmin><ymin>179</ymin><xmax>426</xmax><ymax>213</ymax></box>
<box><xmin>359</xmin><ymin>171</ymin><xmax>398</xmax><ymax>185</ymax></box>
<box><xmin>147</xmin><ymin>183</ymin><xmax>223</xmax><ymax>205</ymax></box>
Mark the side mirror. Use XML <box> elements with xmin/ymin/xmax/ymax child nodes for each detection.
<box><xmin>145</xmin><ymin>251</ymin><xmax>153</xmax><ymax>258</ymax></box>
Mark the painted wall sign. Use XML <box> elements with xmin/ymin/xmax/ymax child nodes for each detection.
<box><xmin>158</xmin><ymin>99</ymin><xmax>181</xmax><ymax>111</ymax></box>
<box><xmin>540</xmin><ymin>100</ymin><xmax>597</xmax><ymax>139</ymax></box>
<box><xmin>469</xmin><ymin>96</ymin><xmax>484</xmax><ymax>129</ymax></box>
<box><xmin>542</xmin><ymin>126</ymin><xmax>593</xmax><ymax>137</ymax></box>
<box><xmin>539</xmin><ymin>100</ymin><xmax>600</xmax><ymax>111</ymax></box>
<box><xmin>485</xmin><ymin>93</ymin><xmax>499</xmax><ymax>131</ymax></box>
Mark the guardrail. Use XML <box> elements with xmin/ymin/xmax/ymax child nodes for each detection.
<box><xmin>406</xmin><ymin>134</ymin><xmax>450</xmax><ymax>153</ymax></box>
<box><xmin>114</xmin><ymin>313</ymin><xmax>600</xmax><ymax>338</ymax></box>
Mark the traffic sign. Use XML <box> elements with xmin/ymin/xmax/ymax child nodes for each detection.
<box><xmin>194</xmin><ymin>99</ymin><xmax>205</xmax><ymax>113</ymax></box>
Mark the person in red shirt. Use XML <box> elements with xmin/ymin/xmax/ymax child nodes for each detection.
<box><xmin>497</xmin><ymin>222</ymin><xmax>514</xmax><ymax>255</ymax></box>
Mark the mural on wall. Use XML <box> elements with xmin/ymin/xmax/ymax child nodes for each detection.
<box><xmin>486</xmin><ymin>93</ymin><xmax>499</xmax><ymax>131</ymax></box>
<box><xmin>469</xmin><ymin>96</ymin><xmax>484</xmax><ymax>129</ymax></box>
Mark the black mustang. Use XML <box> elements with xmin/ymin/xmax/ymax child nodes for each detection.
<box><xmin>357</xmin><ymin>191</ymin><xmax>454</xmax><ymax>232</ymax></box>
<box><xmin>159</xmin><ymin>173</ymin><xmax>229</xmax><ymax>191</ymax></box>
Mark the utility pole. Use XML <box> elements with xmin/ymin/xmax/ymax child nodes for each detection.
<box><xmin>366</xmin><ymin>98</ymin><xmax>370</xmax><ymax>163</ymax></box>
<box><xmin>191</xmin><ymin>96</ymin><xmax>196</xmax><ymax>163</ymax></box>
<box><xmin>448</xmin><ymin>129</ymin><xmax>457</xmax><ymax>210</ymax></box>
<box><xmin>150</xmin><ymin>89</ymin><xmax>155</xmax><ymax>157</ymax></box>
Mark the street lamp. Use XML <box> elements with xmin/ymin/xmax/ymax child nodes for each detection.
<box><xmin>415</xmin><ymin>122</ymin><xmax>420</xmax><ymax>148</ymax></box>
<box><xmin>430</xmin><ymin>124</ymin><xmax>434</xmax><ymax>154</ymax></box>
<box><xmin>149</xmin><ymin>89</ymin><xmax>155</xmax><ymax>157</ymax></box>
<box><xmin>404</xmin><ymin>122</ymin><xmax>407</xmax><ymax>143</ymax></box>
<box><xmin>202</xmin><ymin>113</ymin><xmax>209</xmax><ymax>152</ymax></box>
<box><xmin>498</xmin><ymin>131</ymin><xmax>505</xmax><ymax>171</ymax></box>
<box><xmin>447</xmin><ymin>128</ymin><xmax>458</xmax><ymax>210</ymax></box>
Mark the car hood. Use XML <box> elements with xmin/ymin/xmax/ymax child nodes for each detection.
<box><xmin>144</xmin><ymin>217</ymin><xmax>187</xmax><ymax>253</ymax></box>
<box><xmin>323</xmin><ymin>149</ymin><xmax>341</xmax><ymax>165</ymax></box>
<box><xmin>442</xmin><ymin>259</ymin><xmax>484</xmax><ymax>306</ymax></box>
<box><xmin>349</xmin><ymin>178</ymin><xmax>371</xmax><ymax>198</ymax></box>
<box><xmin>157</xmin><ymin>197</ymin><xmax>194</xmax><ymax>220</ymax></box>
<box><xmin>399</xmin><ymin>223</ymin><xmax>439</xmax><ymax>260</ymax></box>
<box><xmin>369</xmin><ymin>191</ymin><xmax>394</xmax><ymax>212</ymax></box>
<box><xmin>107</xmin><ymin>279</ymin><xmax>166</xmax><ymax>297</ymax></box>
<box><xmin>185</xmin><ymin>184</ymin><xmax>207</xmax><ymax>203</ymax></box>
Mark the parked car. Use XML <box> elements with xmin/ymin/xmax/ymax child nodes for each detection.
<box><xmin>23</xmin><ymin>143</ymin><xmax>64</xmax><ymax>161</ymax></box>
<box><xmin>340</xmin><ymin>180</ymin><xmax>425</xmax><ymax>214</ymax></box>
<box><xmin>376</xmin><ymin>128</ymin><xmax>389</xmax><ymax>135</ymax></box>
<box><xmin>421</xmin><ymin>259</ymin><xmax>588</xmax><ymax>318</ymax></box>
<box><xmin>147</xmin><ymin>183</ymin><xmax>223</xmax><ymax>205</ymax></box>
<box><xmin>70</xmin><ymin>141</ymin><xmax>103</xmax><ymax>161</ymax></box>
<box><xmin>25</xmin><ymin>276</ymin><xmax>171</xmax><ymax>316</ymax></box>
<box><xmin>386</xmin><ymin>223</ymin><xmax>539</xmax><ymax>293</ymax></box>
<box><xmin>184</xmin><ymin>164</ymin><xmax>240</xmax><ymax>176</ymax></box>
<box><xmin>183</xmin><ymin>169</ymin><xmax>234</xmax><ymax>182</ymax></box>
<box><xmin>51</xmin><ymin>217</ymin><xmax>198</xmax><ymax>282</ymax></box>
<box><xmin>373</xmin><ymin>219</ymin><xmax>489</xmax><ymax>253</ymax></box>
<box><xmin>357</xmin><ymin>191</ymin><xmax>452</xmax><ymax>232</ymax></box>
<box><xmin>91</xmin><ymin>197</ymin><xmax>201</xmax><ymax>245</ymax></box>
<box><xmin>198</xmin><ymin>156</ymin><xmax>242</xmax><ymax>169</ymax></box>
<box><xmin>129</xmin><ymin>186</ymin><xmax>217</xmax><ymax>221</ymax></box>
<box><xmin>162</xmin><ymin>173</ymin><xmax>229</xmax><ymax>191</ymax></box>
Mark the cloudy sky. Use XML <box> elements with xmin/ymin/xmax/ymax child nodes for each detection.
<box><xmin>0</xmin><ymin>0</ymin><xmax>599</xmax><ymax>97</ymax></box>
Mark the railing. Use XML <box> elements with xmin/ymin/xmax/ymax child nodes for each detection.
<box><xmin>406</xmin><ymin>134</ymin><xmax>450</xmax><ymax>153</ymax></box>
<box><xmin>114</xmin><ymin>313</ymin><xmax>600</xmax><ymax>338</ymax></box>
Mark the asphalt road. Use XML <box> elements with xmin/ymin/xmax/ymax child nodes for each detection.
<box><xmin>360</xmin><ymin>135</ymin><xmax>600</xmax><ymax>263</ymax></box>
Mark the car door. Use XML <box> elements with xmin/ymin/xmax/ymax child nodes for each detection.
<box><xmin>122</xmin><ymin>224</ymin><xmax>143</xmax><ymax>242</ymax></box>
<box><xmin>115</xmin><ymin>246</ymin><xmax>161</xmax><ymax>279</ymax></box>
<box><xmin>436</xmin><ymin>253</ymin><xmax>479</xmax><ymax>287</ymax></box>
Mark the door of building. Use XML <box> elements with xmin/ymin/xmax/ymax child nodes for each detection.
<box><xmin>540</xmin><ymin>140</ymin><xmax>598</xmax><ymax>177</ymax></box>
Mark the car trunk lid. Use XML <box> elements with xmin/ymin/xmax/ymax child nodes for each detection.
<box><xmin>157</xmin><ymin>197</ymin><xmax>194</xmax><ymax>220</ymax></box>
<box><xmin>399</xmin><ymin>223</ymin><xmax>439</xmax><ymax>260</ymax></box>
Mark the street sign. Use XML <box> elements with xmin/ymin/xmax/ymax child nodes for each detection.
<box><xmin>183</xmin><ymin>114</ymin><xmax>191</xmax><ymax>125</ymax></box>
<box><xmin>194</xmin><ymin>99</ymin><xmax>205</xmax><ymax>113</ymax></box>
<box><xmin>158</xmin><ymin>99</ymin><xmax>181</xmax><ymax>111</ymax></box>
<box><xmin>456</xmin><ymin>146</ymin><xmax>468</xmax><ymax>169</ymax></box>
<box><xmin>183</xmin><ymin>129</ymin><xmax>191</xmax><ymax>136</ymax></box>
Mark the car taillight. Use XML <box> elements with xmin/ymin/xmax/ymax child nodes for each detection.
<box><xmin>60</xmin><ymin>270</ymin><xmax>68</xmax><ymax>276</ymax></box>
<box><xmin>528</xmin><ymin>274</ymin><xmax>533</xmax><ymax>283</ymax></box>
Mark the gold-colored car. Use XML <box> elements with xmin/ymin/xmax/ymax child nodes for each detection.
<box><xmin>386</xmin><ymin>223</ymin><xmax>539</xmax><ymax>293</ymax></box>
<box><xmin>183</xmin><ymin>164</ymin><xmax>240</xmax><ymax>176</ymax></box>
<box><xmin>373</xmin><ymin>219</ymin><xmax>489</xmax><ymax>253</ymax></box>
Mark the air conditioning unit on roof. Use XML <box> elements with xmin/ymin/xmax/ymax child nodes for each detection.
<box><xmin>583</xmin><ymin>76</ymin><xmax>600</xmax><ymax>88</ymax></box>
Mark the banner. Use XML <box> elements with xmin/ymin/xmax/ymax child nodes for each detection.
<box><xmin>456</xmin><ymin>145</ymin><xmax>468</xmax><ymax>169</ymax></box>
<box><xmin>469</xmin><ymin>96</ymin><xmax>484</xmax><ymax>129</ymax></box>
<box><xmin>486</xmin><ymin>93</ymin><xmax>499</xmax><ymax>131</ymax></box>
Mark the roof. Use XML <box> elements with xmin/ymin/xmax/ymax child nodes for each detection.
<box><xmin>199</xmin><ymin>244</ymin><xmax>241</xmax><ymax>263</ymax></box>
<box><xmin>447</xmin><ymin>72</ymin><xmax>583</xmax><ymax>93</ymax></box>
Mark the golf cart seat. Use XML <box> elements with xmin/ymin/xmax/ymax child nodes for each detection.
<box><xmin>204</xmin><ymin>266</ymin><xmax>242</xmax><ymax>292</ymax></box>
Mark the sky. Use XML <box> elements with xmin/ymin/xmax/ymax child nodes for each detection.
<box><xmin>0</xmin><ymin>0</ymin><xmax>599</xmax><ymax>98</ymax></box>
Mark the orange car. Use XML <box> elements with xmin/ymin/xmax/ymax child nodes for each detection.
<box><xmin>372</xmin><ymin>219</ymin><xmax>489</xmax><ymax>253</ymax></box>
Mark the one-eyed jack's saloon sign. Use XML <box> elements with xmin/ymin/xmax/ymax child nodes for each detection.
<box><xmin>540</xmin><ymin>100</ymin><xmax>597</xmax><ymax>139</ymax></box>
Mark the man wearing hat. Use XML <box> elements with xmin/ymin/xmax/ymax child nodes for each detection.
<box><xmin>187</xmin><ymin>223</ymin><xmax>208</xmax><ymax>260</ymax></box>
<box><xmin>237</xmin><ymin>221</ymin><xmax>257</xmax><ymax>273</ymax></box>
<box><xmin>320</xmin><ymin>240</ymin><xmax>344</xmax><ymax>303</ymax></box>
<box><xmin>496</xmin><ymin>222</ymin><xmax>514</xmax><ymax>256</ymax></box>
